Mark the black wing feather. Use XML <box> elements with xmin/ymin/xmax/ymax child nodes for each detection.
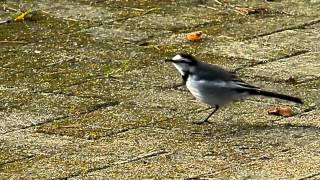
<box><xmin>195</xmin><ymin>62</ymin><xmax>259</xmax><ymax>89</ymax></box>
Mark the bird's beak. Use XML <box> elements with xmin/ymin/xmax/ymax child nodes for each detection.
<box><xmin>164</xmin><ymin>59</ymin><xmax>173</xmax><ymax>63</ymax></box>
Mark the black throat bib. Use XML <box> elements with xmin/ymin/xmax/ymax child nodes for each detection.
<box><xmin>182</xmin><ymin>71</ymin><xmax>191</xmax><ymax>84</ymax></box>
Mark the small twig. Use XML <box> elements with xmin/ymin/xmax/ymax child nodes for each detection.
<box><xmin>124</xmin><ymin>7</ymin><xmax>144</xmax><ymax>12</ymax></box>
<box><xmin>114</xmin><ymin>150</ymin><xmax>169</xmax><ymax>165</ymax></box>
<box><xmin>0</xmin><ymin>40</ymin><xmax>27</xmax><ymax>44</ymax></box>
<box><xmin>85</xmin><ymin>124</ymin><xmax>112</xmax><ymax>131</ymax></box>
<box><xmin>45</xmin><ymin>57</ymin><xmax>76</xmax><ymax>67</ymax></box>
<box><xmin>40</xmin><ymin>10</ymin><xmax>50</xmax><ymax>14</ymax></box>
<box><xmin>62</xmin><ymin>17</ymin><xmax>79</xmax><ymax>22</ymax></box>
<box><xmin>298</xmin><ymin>172</ymin><xmax>320</xmax><ymax>180</ymax></box>
<box><xmin>142</xmin><ymin>8</ymin><xmax>161</xmax><ymax>15</ymax></box>
<box><xmin>198</xmin><ymin>5</ymin><xmax>217</xmax><ymax>10</ymax></box>
<box><xmin>2</xmin><ymin>6</ymin><xmax>19</xmax><ymax>12</ymax></box>
<box><xmin>213</xmin><ymin>0</ymin><xmax>222</xmax><ymax>5</ymax></box>
<box><xmin>58</xmin><ymin>125</ymin><xmax>82</xmax><ymax>129</ymax></box>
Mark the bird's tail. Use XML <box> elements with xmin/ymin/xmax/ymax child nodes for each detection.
<box><xmin>247</xmin><ymin>89</ymin><xmax>303</xmax><ymax>104</ymax></box>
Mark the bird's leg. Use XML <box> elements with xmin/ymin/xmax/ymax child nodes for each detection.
<box><xmin>193</xmin><ymin>105</ymin><xmax>219</xmax><ymax>125</ymax></box>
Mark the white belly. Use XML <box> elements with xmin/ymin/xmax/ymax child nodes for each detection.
<box><xmin>186</xmin><ymin>76</ymin><xmax>240</xmax><ymax>106</ymax></box>
<box><xmin>186</xmin><ymin>77</ymin><xmax>215</xmax><ymax>105</ymax></box>
<box><xmin>186</xmin><ymin>78</ymin><xmax>203</xmax><ymax>100</ymax></box>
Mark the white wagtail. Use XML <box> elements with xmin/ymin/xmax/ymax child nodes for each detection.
<box><xmin>165</xmin><ymin>53</ymin><xmax>303</xmax><ymax>124</ymax></box>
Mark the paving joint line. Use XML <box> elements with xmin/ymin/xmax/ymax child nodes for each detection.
<box><xmin>247</xmin><ymin>18</ymin><xmax>320</xmax><ymax>40</ymax></box>
<box><xmin>0</xmin><ymin>154</ymin><xmax>36</xmax><ymax>167</ymax></box>
<box><xmin>1</xmin><ymin>101</ymin><xmax>119</xmax><ymax>135</ymax></box>
<box><xmin>298</xmin><ymin>172</ymin><xmax>320</xmax><ymax>180</ymax></box>
<box><xmin>234</xmin><ymin>49</ymin><xmax>310</xmax><ymax>73</ymax></box>
<box><xmin>58</xmin><ymin>150</ymin><xmax>169</xmax><ymax>179</ymax></box>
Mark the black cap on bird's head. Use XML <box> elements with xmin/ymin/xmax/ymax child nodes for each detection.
<box><xmin>165</xmin><ymin>53</ymin><xmax>198</xmax><ymax>76</ymax></box>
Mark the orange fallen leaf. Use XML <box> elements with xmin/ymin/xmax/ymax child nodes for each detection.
<box><xmin>267</xmin><ymin>106</ymin><xmax>294</xmax><ymax>117</ymax></box>
<box><xmin>186</xmin><ymin>31</ymin><xmax>202</xmax><ymax>42</ymax></box>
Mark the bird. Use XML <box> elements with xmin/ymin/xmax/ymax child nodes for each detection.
<box><xmin>165</xmin><ymin>53</ymin><xmax>303</xmax><ymax>124</ymax></box>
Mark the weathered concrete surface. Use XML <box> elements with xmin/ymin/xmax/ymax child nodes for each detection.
<box><xmin>0</xmin><ymin>0</ymin><xmax>319</xmax><ymax>179</ymax></box>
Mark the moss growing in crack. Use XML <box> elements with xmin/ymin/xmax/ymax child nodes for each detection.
<box><xmin>103</xmin><ymin>60</ymin><xmax>131</xmax><ymax>78</ymax></box>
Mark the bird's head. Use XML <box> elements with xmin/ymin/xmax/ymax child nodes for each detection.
<box><xmin>165</xmin><ymin>53</ymin><xmax>198</xmax><ymax>76</ymax></box>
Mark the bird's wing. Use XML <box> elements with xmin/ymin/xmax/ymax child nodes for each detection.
<box><xmin>231</xmin><ymin>77</ymin><xmax>259</xmax><ymax>89</ymax></box>
<box><xmin>195</xmin><ymin>63</ymin><xmax>260</xmax><ymax>89</ymax></box>
<box><xmin>195</xmin><ymin>63</ymin><xmax>235</xmax><ymax>81</ymax></box>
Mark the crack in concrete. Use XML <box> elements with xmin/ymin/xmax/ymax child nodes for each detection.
<box><xmin>6</xmin><ymin>6</ymin><xmax>160</xmax><ymax>50</ymax></box>
<box><xmin>298</xmin><ymin>172</ymin><xmax>320</xmax><ymax>180</ymax></box>
<box><xmin>58</xmin><ymin>150</ymin><xmax>169</xmax><ymax>179</ymax></box>
<box><xmin>23</xmin><ymin>74</ymin><xmax>110</xmax><ymax>96</ymax></box>
<box><xmin>0</xmin><ymin>114</ymin><xmax>69</xmax><ymax>135</ymax></box>
<box><xmin>54</xmin><ymin>74</ymin><xmax>108</xmax><ymax>89</ymax></box>
<box><xmin>35</xmin><ymin>90</ymin><xmax>107</xmax><ymax>100</ymax></box>
<box><xmin>247</xmin><ymin>18</ymin><xmax>320</xmax><ymax>39</ymax></box>
<box><xmin>276</xmin><ymin>50</ymin><xmax>310</xmax><ymax>61</ymax></box>
<box><xmin>185</xmin><ymin>167</ymin><xmax>230</xmax><ymax>179</ymax></box>
<box><xmin>0</xmin><ymin>154</ymin><xmax>35</xmax><ymax>167</ymax></box>
<box><xmin>1</xmin><ymin>101</ymin><xmax>119</xmax><ymax>135</ymax></box>
<box><xmin>188</xmin><ymin>134</ymin><xmax>315</xmax><ymax>179</ymax></box>
<box><xmin>276</xmin><ymin>123</ymin><xmax>320</xmax><ymax>131</ymax></box>
<box><xmin>7</xmin><ymin>56</ymin><xmax>78</xmax><ymax>74</ymax></box>
<box><xmin>35</xmin><ymin>126</ymin><xmax>129</xmax><ymax>141</ymax></box>
<box><xmin>234</xmin><ymin>49</ymin><xmax>310</xmax><ymax>73</ymax></box>
<box><xmin>241</xmin><ymin>73</ymin><xmax>318</xmax><ymax>85</ymax></box>
<box><xmin>0</xmin><ymin>85</ymin><xmax>116</xmax><ymax>114</ymax></box>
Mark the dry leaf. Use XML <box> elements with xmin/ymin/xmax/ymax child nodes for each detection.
<box><xmin>186</xmin><ymin>31</ymin><xmax>202</xmax><ymax>42</ymax></box>
<box><xmin>285</xmin><ymin>76</ymin><xmax>297</xmax><ymax>84</ymax></box>
<box><xmin>235</xmin><ymin>7</ymin><xmax>268</xmax><ymax>15</ymax></box>
<box><xmin>268</xmin><ymin>106</ymin><xmax>294</xmax><ymax>117</ymax></box>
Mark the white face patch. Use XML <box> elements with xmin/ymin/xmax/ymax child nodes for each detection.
<box><xmin>173</xmin><ymin>63</ymin><xmax>185</xmax><ymax>75</ymax></box>
<box><xmin>170</xmin><ymin>54</ymin><xmax>192</xmax><ymax>76</ymax></box>
<box><xmin>172</xmin><ymin>54</ymin><xmax>182</xmax><ymax>61</ymax></box>
<box><xmin>172</xmin><ymin>54</ymin><xmax>191</xmax><ymax>63</ymax></box>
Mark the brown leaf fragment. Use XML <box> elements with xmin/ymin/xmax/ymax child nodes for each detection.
<box><xmin>235</xmin><ymin>6</ymin><xmax>268</xmax><ymax>15</ymax></box>
<box><xmin>186</xmin><ymin>31</ymin><xmax>203</xmax><ymax>42</ymax></box>
<box><xmin>268</xmin><ymin>106</ymin><xmax>294</xmax><ymax>117</ymax></box>
<box><xmin>285</xmin><ymin>76</ymin><xmax>297</xmax><ymax>84</ymax></box>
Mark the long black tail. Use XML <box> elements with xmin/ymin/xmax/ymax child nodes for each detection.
<box><xmin>246</xmin><ymin>89</ymin><xmax>303</xmax><ymax>104</ymax></box>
